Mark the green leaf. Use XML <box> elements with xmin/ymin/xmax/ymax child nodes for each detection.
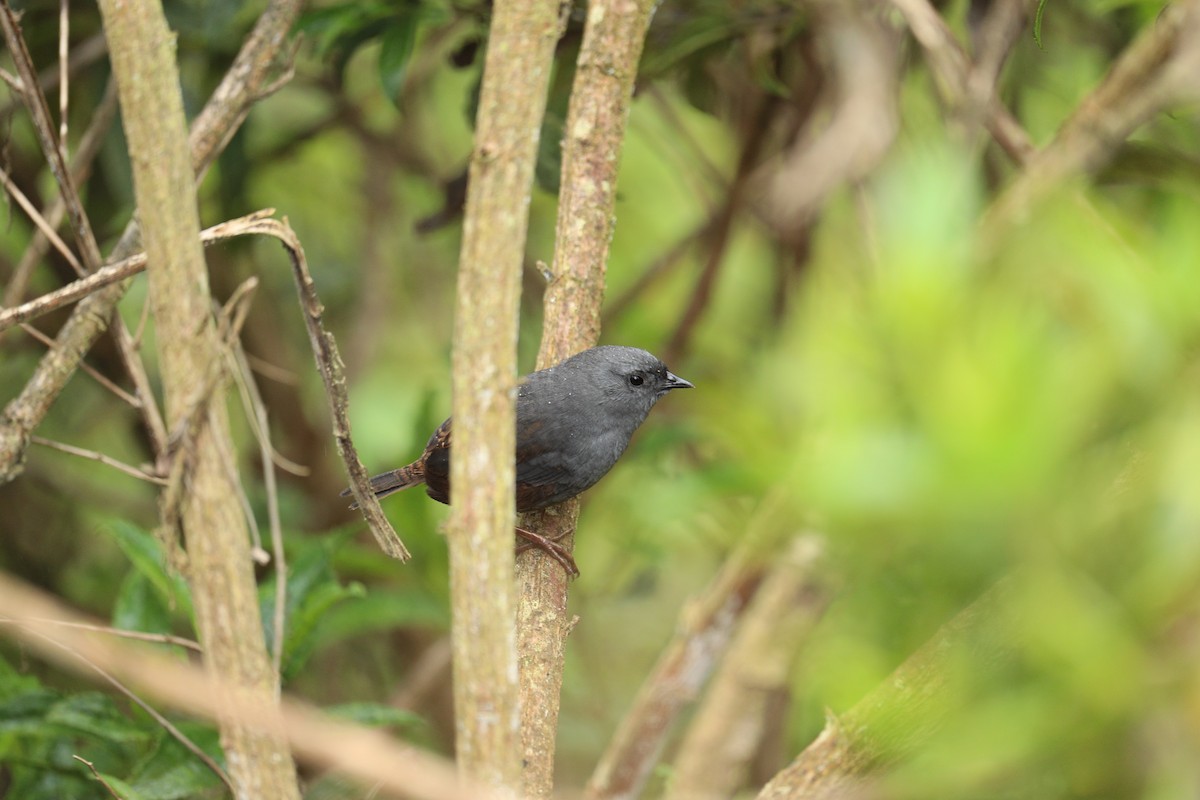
<box><xmin>128</xmin><ymin>722</ymin><xmax>224</xmax><ymax>799</ymax></box>
<box><xmin>314</xmin><ymin>588</ymin><xmax>448</xmax><ymax>648</ymax></box>
<box><xmin>93</xmin><ymin>774</ymin><xmax>152</xmax><ymax>800</ymax></box>
<box><xmin>280</xmin><ymin>581</ymin><xmax>366</xmax><ymax>679</ymax></box>
<box><xmin>103</xmin><ymin>521</ymin><xmax>193</xmax><ymax>621</ymax></box>
<box><xmin>47</xmin><ymin>693</ymin><xmax>149</xmax><ymax>744</ymax></box>
<box><xmin>127</xmin><ymin>758</ymin><xmax>222</xmax><ymax>800</ymax></box>
<box><xmin>379</xmin><ymin>13</ymin><xmax>419</xmax><ymax>104</ymax></box>
<box><xmin>0</xmin><ymin>688</ymin><xmax>59</xmax><ymax>735</ymax></box>
<box><xmin>259</xmin><ymin>533</ymin><xmax>369</xmax><ymax>679</ymax></box>
<box><xmin>113</xmin><ymin>570</ymin><xmax>174</xmax><ymax>636</ymax></box>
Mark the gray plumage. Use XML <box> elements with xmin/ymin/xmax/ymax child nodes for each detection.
<box><xmin>351</xmin><ymin>345</ymin><xmax>693</xmax><ymax>511</ymax></box>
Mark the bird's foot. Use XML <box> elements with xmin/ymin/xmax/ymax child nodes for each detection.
<box><xmin>515</xmin><ymin>527</ymin><xmax>579</xmax><ymax>577</ymax></box>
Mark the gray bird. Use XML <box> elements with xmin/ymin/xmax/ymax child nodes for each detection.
<box><xmin>347</xmin><ymin>345</ymin><xmax>693</xmax><ymax>574</ymax></box>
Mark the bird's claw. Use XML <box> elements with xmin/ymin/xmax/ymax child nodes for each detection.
<box><xmin>515</xmin><ymin>527</ymin><xmax>579</xmax><ymax>578</ymax></box>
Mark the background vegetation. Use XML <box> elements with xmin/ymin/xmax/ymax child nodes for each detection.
<box><xmin>2</xmin><ymin>0</ymin><xmax>1200</xmax><ymax>797</ymax></box>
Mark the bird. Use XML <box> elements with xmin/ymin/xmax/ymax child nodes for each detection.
<box><xmin>344</xmin><ymin>345</ymin><xmax>693</xmax><ymax>575</ymax></box>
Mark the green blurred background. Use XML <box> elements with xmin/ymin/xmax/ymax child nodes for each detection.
<box><xmin>3</xmin><ymin>0</ymin><xmax>1200</xmax><ymax>797</ymax></box>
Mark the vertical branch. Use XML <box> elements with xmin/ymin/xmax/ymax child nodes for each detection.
<box><xmin>95</xmin><ymin>1</ymin><xmax>299</xmax><ymax>798</ymax></box>
<box><xmin>447</xmin><ymin>0</ymin><xmax>561</xmax><ymax>791</ymax></box>
<box><xmin>515</xmin><ymin>1</ymin><xmax>657</xmax><ymax>796</ymax></box>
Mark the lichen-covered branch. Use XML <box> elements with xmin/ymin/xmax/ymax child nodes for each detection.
<box><xmin>95</xmin><ymin>1</ymin><xmax>299</xmax><ymax>796</ymax></box>
<box><xmin>0</xmin><ymin>0</ymin><xmax>299</xmax><ymax>484</ymax></box>
<box><xmin>446</xmin><ymin>0</ymin><xmax>561</xmax><ymax>791</ymax></box>
<box><xmin>514</xmin><ymin>2</ymin><xmax>657</xmax><ymax>796</ymax></box>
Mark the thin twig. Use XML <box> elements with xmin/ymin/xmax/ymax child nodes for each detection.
<box><xmin>227</xmin><ymin>341</ymin><xmax>290</xmax><ymax>680</ymax></box>
<box><xmin>241</xmin><ymin>217</ymin><xmax>410</xmax><ymax>561</ymax></box>
<box><xmin>0</xmin><ymin>209</ymin><xmax>278</xmax><ymax>332</ymax></box>
<box><xmin>72</xmin><ymin>756</ymin><xmax>126</xmax><ymax>799</ymax></box>
<box><xmin>0</xmin><ymin>164</ymin><xmax>86</xmax><ymax>276</ymax></box>
<box><xmin>58</xmin><ymin>0</ymin><xmax>68</xmax><ymax>144</ymax></box>
<box><xmin>0</xmin><ymin>616</ymin><xmax>201</xmax><ymax>651</ymax></box>
<box><xmin>20</xmin><ymin>323</ymin><xmax>141</xmax><ymax>408</ymax></box>
<box><xmin>30</xmin><ymin>435</ymin><xmax>166</xmax><ymax>485</ymax></box>
<box><xmin>230</xmin><ymin>339</ymin><xmax>310</xmax><ymax>476</ymax></box>
<box><xmin>4</xmin><ymin>79</ymin><xmax>119</xmax><ymax>307</ymax></box>
<box><xmin>245</xmin><ymin>352</ymin><xmax>299</xmax><ymax>386</ymax></box>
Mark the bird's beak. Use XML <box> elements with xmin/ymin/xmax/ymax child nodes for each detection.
<box><xmin>665</xmin><ymin>371</ymin><xmax>694</xmax><ymax>390</ymax></box>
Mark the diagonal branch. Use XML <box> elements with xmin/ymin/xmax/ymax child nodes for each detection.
<box><xmin>0</xmin><ymin>0</ymin><xmax>301</xmax><ymax>485</ymax></box>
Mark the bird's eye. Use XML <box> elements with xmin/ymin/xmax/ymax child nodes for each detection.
<box><xmin>628</xmin><ymin>374</ymin><xmax>644</xmax><ymax>386</ymax></box>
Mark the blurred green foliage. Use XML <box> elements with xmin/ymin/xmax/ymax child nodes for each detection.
<box><xmin>3</xmin><ymin>0</ymin><xmax>1200</xmax><ymax>797</ymax></box>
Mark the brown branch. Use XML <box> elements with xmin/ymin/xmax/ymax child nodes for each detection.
<box><xmin>447</xmin><ymin>0</ymin><xmax>562</xmax><ymax>791</ymax></box>
<box><xmin>222</xmin><ymin>217</ymin><xmax>408</xmax><ymax>560</ymax></box>
<box><xmin>756</xmin><ymin>1</ymin><xmax>901</xmax><ymax>241</ymax></box>
<box><xmin>0</xmin><ymin>210</ymin><xmax>278</xmax><ymax>332</ymax></box>
<box><xmin>0</xmin><ymin>572</ymin><xmax>502</xmax><ymax>800</ymax></box>
<box><xmin>0</xmin><ymin>0</ymin><xmax>300</xmax><ymax>485</ymax></box>
<box><xmin>585</xmin><ymin>549</ymin><xmax>769</xmax><ymax>800</ymax></box>
<box><xmin>884</xmin><ymin>0</ymin><xmax>1033</xmax><ymax>165</ymax></box>
<box><xmin>665</xmin><ymin>536</ymin><xmax>830</xmax><ymax>800</ymax></box>
<box><xmin>96</xmin><ymin>1</ymin><xmax>299</xmax><ymax>796</ymax></box>
<box><xmin>755</xmin><ymin>581</ymin><xmax>1016</xmax><ymax>799</ymax></box>
<box><xmin>516</xmin><ymin>1</ymin><xmax>657</xmax><ymax>797</ymax></box>
<box><xmin>984</xmin><ymin>0</ymin><xmax>1200</xmax><ymax>235</ymax></box>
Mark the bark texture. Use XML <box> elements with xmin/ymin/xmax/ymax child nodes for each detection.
<box><xmin>447</xmin><ymin>0</ymin><xmax>561</xmax><ymax>792</ymax></box>
<box><xmin>96</xmin><ymin>2</ymin><xmax>299</xmax><ymax>797</ymax></box>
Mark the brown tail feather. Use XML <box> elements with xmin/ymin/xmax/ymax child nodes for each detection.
<box><xmin>342</xmin><ymin>461</ymin><xmax>426</xmax><ymax>509</ymax></box>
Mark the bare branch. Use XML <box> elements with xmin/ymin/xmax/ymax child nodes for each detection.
<box><xmin>585</xmin><ymin>552</ymin><xmax>767</xmax><ymax>800</ymax></box>
<box><xmin>96</xmin><ymin>0</ymin><xmax>299</xmax><ymax>793</ymax></box>
<box><xmin>515</xmin><ymin>1</ymin><xmax>657</xmax><ymax>795</ymax></box>
<box><xmin>0</xmin><ymin>0</ymin><xmax>301</xmax><ymax>485</ymax></box>
<box><xmin>0</xmin><ymin>573</ymin><xmax>501</xmax><ymax>800</ymax></box>
<box><xmin>666</xmin><ymin>536</ymin><xmax>830</xmax><ymax>800</ymax></box>
<box><xmin>755</xmin><ymin>581</ymin><xmax>1016</xmax><ymax>799</ymax></box>
<box><xmin>30</xmin><ymin>435</ymin><xmax>166</xmax><ymax>485</ymax></box>
<box><xmin>985</xmin><ymin>0</ymin><xmax>1200</xmax><ymax>235</ymax></box>
<box><xmin>0</xmin><ymin>210</ymin><xmax>278</xmax><ymax>333</ymax></box>
<box><xmin>447</xmin><ymin>0</ymin><xmax>563</xmax><ymax>790</ymax></box>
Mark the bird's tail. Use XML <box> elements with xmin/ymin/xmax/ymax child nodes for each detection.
<box><xmin>341</xmin><ymin>462</ymin><xmax>425</xmax><ymax>509</ymax></box>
